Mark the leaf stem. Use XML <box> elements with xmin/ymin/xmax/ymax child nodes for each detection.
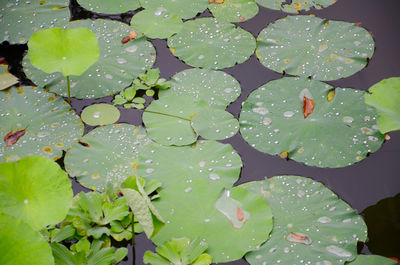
<box><xmin>66</xmin><ymin>75</ymin><xmax>71</xmax><ymax>104</ymax></box>
<box><xmin>143</xmin><ymin>110</ymin><xmax>191</xmax><ymax>121</ymax></box>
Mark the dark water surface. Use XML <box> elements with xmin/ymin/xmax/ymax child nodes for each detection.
<box><xmin>1</xmin><ymin>0</ymin><xmax>399</xmax><ymax>264</ymax></box>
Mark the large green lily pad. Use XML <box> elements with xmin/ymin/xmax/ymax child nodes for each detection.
<box><xmin>256</xmin><ymin>0</ymin><xmax>338</xmax><ymax>13</ymax></box>
<box><xmin>160</xmin><ymin>68</ymin><xmax>241</xmax><ymax>109</ymax></box>
<box><xmin>365</xmin><ymin>77</ymin><xmax>400</xmax><ymax>134</ymax></box>
<box><xmin>139</xmin><ymin>0</ymin><xmax>209</xmax><ymax>19</ymax></box>
<box><xmin>138</xmin><ymin>140</ymin><xmax>242</xmax><ymax>189</ymax></box>
<box><xmin>0</xmin><ymin>156</ymin><xmax>73</xmax><ymax>230</ymax></box>
<box><xmin>256</xmin><ymin>15</ymin><xmax>374</xmax><ymax>81</ymax></box>
<box><xmin>78</xmin><ymin>0</ymin><xmax>140</xmax><ymax>14</ymax></box>
<box><xmin>346</xmin><ymin>255</ymin><xmax>397</xmax><ymax>265</ymax></box>
<box><xmin>23</xmin><ymin>19</ymin><xmax>156</xmax><ymax>99</ymax></box>
<box><xmin>242</xmin><ymin>175</ymin><xmax>368</xmax><ymax>265</ymax></box>
<box><xmin>0</xmin><ymin>0</ymin><xmax>70</xmax><ymax>44</ymax></box>
<box><xmin>0</xmin><ymin>86</ymin><xmax>83</xmax><ymax>162</ymax></box>
<box><xmin>208</xmin><ymin>0</ymin><xmax>259</xmax><ymax>23</ymax></box>
<box><xmin>168</xmin><ymin>18</ymin><xmax>256</xmax><ymax>69</ymax></box>
<box><xmin>240</xmin><ymin>77</ymin><xmax>384</xmax><ymax>168</ymax></box>
<box><xmin>0</xmin><ymin>213</ymin><xmax>54</xmax><ymax>265</ymax></box>
<box><xmin>64</xmin><ymin>124</ymin><xmax>152</xmax><ymax>192</ymax></box>
<box><xmin>151</xmin><ymin>178</ymin><xmax>273</xmax><ymax>263</ymax></box>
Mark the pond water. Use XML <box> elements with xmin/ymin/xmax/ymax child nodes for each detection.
<box><xmin>1</xmin><ymin>0</ymin><xmax>399</xmax><ymax>264</ymax></box>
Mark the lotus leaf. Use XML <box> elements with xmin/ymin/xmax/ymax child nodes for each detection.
<box><xmin>131</xmin><ymin>9</ymin><xmax>183</xmax><ymax>39</ymax></box>
<box><xmin>23</xmin><ymin>19</ymin><xmax>156</xmax><ymax>99</ymax></box>
<box><xmin>138</xmin><ymin>140</ymin><xmax>242</xmax><ymax>189</ymax></box>
<box><xmin>81</xmin><ymin>103</ymin><xmax>120</xmax><ymax>126</ymax></box>
<box><xmin>168</xmin><ymin>18</ymin><xmax>256</xmax><ymax>69</ymax></box>
<box><xmin>0</xmin><ymin>156</ymin><xmax>73</xmax><ymax>230</ymax></box>
<box><xmin>346</xmin><ymin>255</ymin><xmax>397</xmax><ymax>265</ymax></box>
<box><xmin>256</xmin><ymin>15</ymin><xmax>374</xmax><ymax>81</ymax></box>
<box><xmin>0</xmin><ymin>0</ymin><xmax>70</xmax><ymax>44</ymax></box>
<box><xmin>0</xmin><ymin>65</ymin><xmax>18</xmax><ymax>90</ymax></box>
<box><xmin>208</xmin><ymin>0</ymin><xmax>259</xmax><ymax>23</ymax></box>
<box><xmin>161</xmin><ymin>68</ymin><xmax>241</xmax><ymax>109</ymax></box>
<box><xmin>77</xmin><ymin>0</ymin><xmax>140</xmax><ymax>14</ymax></box>
<box><xmin>0</xmin><ymin>86</ymin><xmax>83</xmax><ymax>162</ymax></box>
<box><xmin>239</xmin><ymin>77</ymin><xmax>384</xmax><ymax>168</ymax></box>
<box><xmin>365</xmin><ymin>77</ymin><xmax>400</xmax><ymax>134</ymax></box>
<box><xmin>256</xmin><ymin>0</ymin><xmax>337</xmax><ymax>13</ymax></box>
<box><xmin>242</xmin><ymin>175</ymin><xmax>368</xmax><ymax>265</ymax></box>
<box><xmin>139</xmin><ymin>0</ymin><xmax>209</xmax><ymax>19</ymax></box>
<box><xmin>0</xmin><ymin>213</ymin><xmax>54</xmax><ymax>265</ymax></box>
<box><xmin>64</xmin><ymin>124</ymin><xmax>152</xmax><ymax>191</ymax></box>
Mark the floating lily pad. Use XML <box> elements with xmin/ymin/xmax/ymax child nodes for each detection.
<box><xmin>191</xmin><ymin>109</ymin><xmax>239</xmax><ymax>140</ymax></box>
<box><xmin>64</xmin><ymin>124</ymin><xmax>152</xmax><ymax>191</ymax></box>
<box><xmin>240</xmin><ymin>77</ymin><xmax>384</xmax><ymax>168</ymax></box>
<box><xmin>131</xmin><ymin>9</ymin><xmax>183</xmax><ymax>39</ymax></box>
<box><xmin>365</xmin><ymin>77</ymin><xmax>400</xmax><ymax>134</ymax></box>
<box><xmin>256</xmin><ymin>15</ymin><xmax>374</xmax><ymax>81</ymax></box>
<box><xmin>161</xmin><ymin>68</ymin><xmax>241</xmax><ymax>109</ymax></box>
<box><xmin>78</xmin><ymin>0</ymin><xmax>140</xmax><ymax>14</ymax></box>
<box><xmin>138</xmin><ymin>140</ymin><xmax>242</xmax><ymax>189</ymax></box>
<box><xmin>0</xmin><ymin>156</ymin><xmax>73</xmax><ymax>230</ymax></box>
<box><xmin>0</xmin><ymin>65</ymin><xmax>18</xmax><ymax>90</ymax></box>
<box><xmin>208</xmin><ymin>0</ymin><xmax>259</xmax><ymax>23</ymax></box>
<box><xmin>0</xmin><ymin>213</ymin><xmax>54</xmax><ymax>265</ymax></box>
<box><xmin>81</xmin><ymin>103</ymin><xmax>120</xmax><ymax>126</ymax></box>
<box><xmin>151</xmin><ymin>178</ymin><xmax>273</xmax><ymax>263</ymax></box>
<box><xmin>0</xmin><ymin>0</ymin><xmax>70</xmax><ymax>44</ymax></box>
<box><xmin>168</xmin><ymin>18</ymin><xmax>256</xmax><ymax>69</ymax></box>
<box><xmin>256</xmin><ymin>0</ymin><xmax>338</xmax><ymax>13</ymax></box>
<box><xmin>0</xmin><ymin>86</ymin><xmax>83</xmax><ymax>162</ymax></box>
<box><xmin>346</xmin><ymin>255</ymin><xmax>397</xmax><ymax>265</ymax></box>
<box><xmin>23</xmin><ymin>19</ymin><xmax>156</xmax><ymax>99</ymax></box>
<box><xmin>242</xmin><ymin>175</ymin><xmax>368</xmax><ymax>265</ymax></box>
<box><xmin>139</xmin><ymin>0</ymin><xmax>209</xmax><ymax>19</ymax></box>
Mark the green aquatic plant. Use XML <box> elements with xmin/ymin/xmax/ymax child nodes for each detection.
<box><xmin>77</xmin><ymin>0</ymin><xmax>140</xmax><ymax>14</ymax></box>
<box><xmin>208</xmin><ymin>0</ymin><xmax>259</xmax><ymax>23</ymax></box>
<box><xmin>81</xmin><ymin>104</ymin><xmax>121</xmax><ymax>126</ymax></box>
<box><xmin>256</xmin><ymin>0</ymin><xmax>338</xmax><ymax>13</ymax></box>
<box><xmin>0</xmin><ymin>65</ymin><xmax>18</xmax><ymax>90</ymax></box>
<box><xmin>139</xmin><ymin>0</ymin><xmax>209</xmax><ymax>19</ymax></box>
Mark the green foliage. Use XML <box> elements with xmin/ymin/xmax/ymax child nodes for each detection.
<box><xmin>208</xmin><ymin>0</ymin><xmax>259</xmax><ymax>23</ymax></box>
<box><xmin>365</xmin><ymin>77</ymin><xmax>400</xmax><ymax>134</ymax></box>
<box><xmin>345</xmin><ymin>255</ymin><xmax>397</xmax><ymax>265</ymax></box>
<box><xmin>81</xmin><ymin>104</ymin><xmax>120</xmax><ymax>126</ymax></box>
<box><xmin>77</xmin><ymin>0</ymin><xmax>140</xmax><ymax>14</ymax></box>
<box><xmin>143</xmin><ymin>237</ymin><xmax>212</xmax><ymax>265</ymax></box>
<box><xmin>113</xmin><ymin>68</ymin><xmax>171</xmax><ymax>110</ymax></box>
<box><xmin>256</xmin><ymin>0</ymin><xmax>337</xmax><ymax>13</ymax></box>
<box><xmin>0</xmin><ymin>65</ymin><xmax>18</xmax><ymax>90</ymax></box>
<box><xmin>139</xmin><ymin>0</ymin><xmax>209</xmax><ymax>19</ymax></box>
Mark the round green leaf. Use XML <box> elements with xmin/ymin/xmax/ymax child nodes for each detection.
<box><xmin>64</xmin><ymin>124</ymin><xmax>152</xmax><ymax>191</ymax></box>
<box><xmin>0</xmin><ymin>156</ymin><xmax>73</xmax><ymax>230</ymax></box>
<box><xmin>131</xmin><ymin>9</ymin><xmax>183</xmax><ymax>39</ymax></box>
<box><xmin>77</xmin><ymin>0</ymin><xmax>140</xmax><ymax>14</ymax></box>
<box><xmin>81</xmin><ymin>103</ymin><xmax>120</xmax><ymax>126</ymax></box>
<box><xmin>28</xmin><ymin>27</ymin><xmax>99</xmax><ymax>77</ymax></box>
<box><xmin>242</xmin><ymin>175</ymin><xmax>368</xmax><ymax>265</ymax></box>
<box><xmin>256</xmin><ymin>0</ymin><xmax>337</xmax><ymax>13</ymax></box>
<box><xmin>239</xmin><ymin>77</ymin><xmax>384</xmax><ymax>168</ymax></box>
<box><xmin>0</xmin><ymin>213</ymin><xmax>54</xmax><ymax>265</ymax></box>
<box><xmin>365</xmin><ymin>77</ymin><xmax>400</xmax><ymax>134</ymax></box>
<box><xmin>139</xmin><ymin>0</ymin><xmax>209</xmax><ymax>19</ymax></box>
<box><xmin>168</xmin><ymin>18</ymin><xmax>256</xmax><ymax>69</ymax></box>
<box><xmin>23</xmin><ymin>19</ymin><xmax>156</xmax><ymax>99</ymax></box>
<box><xmin>0</xmin><ymin>0</ymin><xmax>70</xmax><ymax>44</ymax></box>
<box><xmin>191</xmin><ymin>109</ymin><xmax>239</xmax><ymax>140</ymax></box>
<box><xmin>347</xmin><ymin>255</ymin><xmax>397</xmax><ymax>265</ymax></box>
<box><xmin>138</xmin><ymin>140</ymin><xmax>243</xmax><ymax>189</ymax></box>
<box><xmin>256</xmin><ymin>15</ymin><xmax>375</xmax><ymax>81</ymax></box>
<box><xmin>208</xmin><ymin>0</ymin><xmax>259</xmax><ymax>23</ymax></box>
<box><xmin>0</xmin><ymin>86</ymin><xmax>83</xmax><ymax>162</ymax></box>
<box><xmin>161</xmin><ymin>68</ymin><xmax>241</xmax><ymax>109</ymax></box>
<box><xmin>151</xmin><ymin>178</ymin><xmax>273</xmax><ymax>263</ymax></box>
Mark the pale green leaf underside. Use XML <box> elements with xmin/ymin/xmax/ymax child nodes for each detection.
<box><xmin>78</xmin><ymin>0</ymin><xmax>140</xmax><ymax>14</ymax></box>
<box><xmin>139</xmin><ymin>0</ymin><xmax>209</xmax><ymax>19</ymax></box>
<box><xmin>208</xmin><ymin>0</ymin><xmax>259</xmax><ymax>23</ymax></box>
<box><xmin>256</xmin><ymin>0</ymin><xmax>337</xmax><ymax>13</ymax></box>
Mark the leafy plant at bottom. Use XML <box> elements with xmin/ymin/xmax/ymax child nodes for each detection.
<box><xmin>113</xmin><ymin>68</ymin><xmax>171</xmax><ymax>109</ymax></box>
<box><xmin>143</xmin><ymin>237</ymin><xmax>212</xmax><ymax>265</ymax></box>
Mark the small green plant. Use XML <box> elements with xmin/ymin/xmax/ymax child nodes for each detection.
<box><xmin>113</xmin><ymin>68</ymin><xmax>171</xmax><ymax>109</ymax></box>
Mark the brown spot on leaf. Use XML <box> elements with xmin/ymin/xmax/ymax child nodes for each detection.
<box><xmin>209</xmin><ymin>0</ymin><xmax>224</xmax><ymax>4</ymax></box>
<box><xmin>78</xmin><ymin>140</ymin><xmax>90</xmax><ymax>147</ymax></box>
<box><xmin>129</xmin><ymin>30</ymin><xmax>137</xmax><ymax>40</ymax></box>
<box><xmin>4</xmin><ymin>129</ymin><xmax>26</xmax><ymax>147</ymax></box>
<box><xmin>303</xmin><ymin>97</ymin><xmax>314</xmax><ymax>118</ymax></box>
<box><xmin>121</xmin><ymin>36</ymin><xmax>131</xmax><ymax>44</ymax></box>
<box><xmin>237</xmin><ymin>207</ymin><xmax>244</xmax><ymax>221</ymax></box>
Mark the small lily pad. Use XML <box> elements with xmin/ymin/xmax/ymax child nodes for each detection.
<box><xmin>64</xmin><ymin>124</ymin><xmax>152</xmax><ymax>191</ymax></box>
<box><xmin>0</xmin><ymin>66</ymin><xmax>18</xmax><ymax>90</ymax></box>
<box><xmin>0</xmin><ymin>156</ymin><xmax>73</xmax><ymax>230</ymax></box>
<box><xmin>191</xmin><ymin>109</ymin><xmax>239</xmax><ymax>140</ymax></box>
<box><xmin>208</xmin><ymin>0</ymin><xmax>259</xmax><ymax>23</ymax></box>
<box><xmin>168</xmin><ymin>18</ymin><xmax>256</xmax><ymax>69</ymax></box>
<box><xmin>346</xmin><ymin>255</ymin><xmax>397</xmax><ymax>265</ymax></box>
<box><xmin>365</xmin><ymin>77</ymin><xmax>400</xmax><ymax>134</ymax></box>
<box><xmin>78</xmin><ymin>0</ymin><xmax>140</xmax><ymax>14</ymax></box>
<box><xmin>131</xmin><ymin>9</ymin><xmax>183</xmax><ymax>39</ymax></box>
<box><xmin>81</xmin><ymin>103</ymin><xmax>120</xmax><ymax>126</ymax></box>
<box><xmin>0</xmin><ymin>86</ymin><xmax>83</xmax><ymax>162</ymax></box>
<box><xmin>242</xmin><ymin>175</ymin><xmax>368</xmax><ymax>265</ymax></box>
<box><xmin>139</xmin><ymin>0</ymin><xmax>209</xmax><ymax>19</ymax></box>
<box><xmin>256</xmin><ymin>15</ymin><xmax>375</xmax><ymax>81</ymax></box>
<box><xmin>240</xmin><ymin>77</ymin><xmax>384</xmax><ymax>168</ymax></box>
<box><xmin>256</xmin><ymin>0</ymin><xmax>338</xmax><ymax>13</ymax></box>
